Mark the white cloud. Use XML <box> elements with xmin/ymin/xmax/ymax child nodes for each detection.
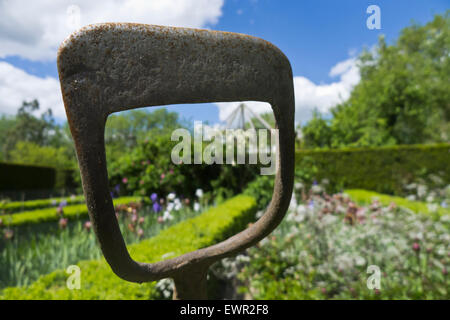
<box><xmin>0</xmin><ymin>62</ymin><xmax>64</xmax><ymax>118</ymax></box>
<box><xmin>215</xmin><ymin>57</ymin><xmax>360</xmax><ymax>125</ymax></box>
<box><xmin>0</xmin><ymin>0</ymin><xmax>224</xmax><ymax>119</ymax></box>
<box><xmin>0</xmin><ymin>0</ymin><xmax>224</xmax><ymax>61</ymax></box>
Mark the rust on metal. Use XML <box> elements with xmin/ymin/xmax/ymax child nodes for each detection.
<box><xmin>57</xmin><ymin>23</ymin><xmax>295</xmax><ymax>299</ymax></box>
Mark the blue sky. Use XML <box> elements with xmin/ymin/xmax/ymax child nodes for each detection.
<box><xmin>0</xmin><ymin>0</ymin><xmax>448</xmax><ymax>125</ymax></box>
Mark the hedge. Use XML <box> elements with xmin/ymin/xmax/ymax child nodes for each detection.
<box><xmin>0</xmin><ymin>162</ymin><xmax>77</xmax><ymax>192</ymax></box>
<box><xmin>0</xmin><ymin>196</ymin><xmax>85</xmax><ymax>215</ymax></box>
<box><xmin>0</xmin><ymin>196</ymin><xmax>142</xmax><ymax>228</ymax></box>
<box><xmin>0</xmin><ymin>194</ymin><xmax>257</xmax><ymax>300</ymax></box>
<box><xmin>296</xmin><ymin>143</ymin><xmax>450</xmax><ymax>195</ymax></box>
<box><xmin>346</xmin><ymin>189</ymin><xmax>450</xmax><ymax>218</ymax></box>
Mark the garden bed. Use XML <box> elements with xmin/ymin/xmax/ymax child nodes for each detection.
<box><xmin>0</xmin><ymin>194</ymin><xmax>257</xmax><ymax>299</ymax></box>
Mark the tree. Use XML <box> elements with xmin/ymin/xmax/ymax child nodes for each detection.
<box><xmin>304</xmin><ymin>12</ymin><xmax>450</xmax><ymax>148</ymax></box>
<box><xmin>9</xmin><ymin>141</ymin><xmax>74</xmax><ymax>169</ymax></box>
<box><xmin>301</xmin><ymin>110</ymin><xmax>333</xmax><ymax>148</ymax></box>
<box><xmin>0</xmin><ymin>100</ymin><xmax>77</xmax><ymax>166</ymax></box>
<box><xmin>105</xmin><ymin>108</ymin><xmax>185</xmax><ymax>163</ymax></box>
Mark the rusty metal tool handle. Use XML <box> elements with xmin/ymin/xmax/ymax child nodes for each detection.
<box><xmin>58</xmin><ymin>23</ymin><xmax>295</xmax><ymax>299</ymax></box>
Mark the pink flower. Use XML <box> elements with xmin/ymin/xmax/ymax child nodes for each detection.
<box><xmin>122</xmin><ymin>177</ymin><xmax>128</xmax><ymax>184</ymax></box>
<box><xmin>412</xmin><ymin>242</ymin><xmax>420</xmax><ymax>252</ymax></box>
<box><xmin>388</xmin><ymin>202</ymin><xmax>397</xmax><ymax>210</ymax></box>
<box><xmin>160</xmin><ymin>173</ymin><xmax>165</xmax><ymax>180</ymax></box>
<box><xmin>138</xmin><ymin>217</ymin><xmax>145</xmax><ymax>224</ymax></box>
<box><xmin>137</xmin><ymin>228</ymin><xmax>144</xmax><ymax>237</ymax></box>
<box><xmin>443</xmin><ymin>268</ymin><xmax>448</xmax><ymax>275</ymax></box>
<box><xmin>4</xmin><ymin>229</ymin><xmax>14</xmax><ymax>240</ymax></box>
<box><xmin>131</xmin><ymin>213</ymin><xmax>138</xmax><ymax>223</ymax></box>
<box><xmin>0</xmin><ymin>218</ymin><xmax>3</xmax><ymax>227</ymax></box>
<box><xmin>157</xmin><ymin>216</ymin><xmax>164</xmax><ymax>224</ymax></box>
<box><xmin>56</xmin><ymin>206</ymin><xmax>64</xmax><ymax>216</ymax></box>
<box><xmin>84</xmin><ymin>221</ymin><xmax>92</xmax><ymax>231</ymax></box>
<box><xmin>59</xmin><ymin>218</ymin><xmax>68</xmax><ymax>229</ymax></box>
<box><xmin>139</xmin><ymin>180</ymin><xmax>144</xmax><ymax>185</ymax></box>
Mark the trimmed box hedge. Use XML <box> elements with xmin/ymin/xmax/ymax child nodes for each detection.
<box><xmin>346</xmin><ymin>189</ymin><xmax>450</xmax><ymax>218</ymax></box>
<box><xmin>296</xmin><ymin>143</ymin><xmax>450</xmax><ymax>195</ymax></box>
<box><xmin>0</xmin><ymin>194</ymin><xmax>257</xmax><ymax>300</ymax></box>
<box><xmin>0</xmin><ymin>196</ymin><xmax>85</xmax><ymax>214</ymax></box>
<box><xmin>0</xmin><ymin>196</ymin><xmax>142</xmax><ymax>228</ymax></box>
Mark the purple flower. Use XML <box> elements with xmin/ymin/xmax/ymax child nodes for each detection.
<box><xmin>153</xmin><ymin>202</ymin><xmax>162</xmax><ymax>213</ymax></box>
<box><xmin>150</xmin><ymin>193</ymin><xmax>158</xmax><ymax>202</ymax></box>
<box><xmin>114</xmin><ymin>184</ymin><xmax>120</xmax><ymax>193</ymax></box>
<box><xmin>412</xmin><ymin>242</ymin><xmax>420</xmax><ymax>252</ymax></box>
<box><xmin>59</xmin><ymin>200</ymin><xmax>68</xmax><ymax>208</ymax></box>
<box><xmin>313</xmin><ymin>180</ymin><xmax>318</xmax><ymax>185</ymax></box>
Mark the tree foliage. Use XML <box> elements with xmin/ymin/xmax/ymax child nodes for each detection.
<box><xmin>301</xmin><ymin>12</ymin><xmax>450</xmax><ymax>148</ymax></box>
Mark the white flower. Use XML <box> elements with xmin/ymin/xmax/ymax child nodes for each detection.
<box><xmin>417</xmin><ymin>185</ymin><xmax>427</xmax><ymax>198</ymax></box>
<box><xmin>167</xmin><ymin>193</ymin><xmax>176</xmax><ymax>201</ymax></box>
<box><xmin>354</xmin><ymin>256</ymin><xmax>366</xmax><ymax>266</ymax></box>
<box><xmin>167</xmin><ymin>202</ymin><xmax>174</xmax><ymax>212</ymax></box>
<box><xmin>194</xmin><ymin>202</ymin><xmax>200</xmax><ymax>212</ymax></box>
<box><xmin>163</xmin><ymin>210</ymin><xmax>173</xmax><ymax>221</ymax></box>
<box><xmin>427</xmin><ymin>203</ymin><xmax>438</xmax><ymax>213</ymax></box>
<box><xmin>195</xmin><ymin>188</ymin><xmax>204</xmax><ymax>198</ymax></box>
<box><xmin>294</xmin><ymin>182</ymin><xmax>304</xmax><ymax>190</ymax></box>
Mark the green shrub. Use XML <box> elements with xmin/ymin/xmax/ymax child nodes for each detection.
<box><xmin>0</xmin><ymin>162</ymin><xmax>77</xmax><ymax>193</ymax></box>
<box><xmin>295</xmin><ymin>143</ymin><xmax>450</xmax><ymax>195</ymax></box>
<box><xmin>109</xmin><ymin>134</ymin><xmax>260</xmax><ymax>200</ymax></box>
<box><xmin>0</xmin><ymin>196</ymin><xmax>84</xmax><ymax>214</ymax></box>
<box><xmin>1</xmin><ymin>197</ymin><xmax>141</xmax><ymax>227</ymax></box>
<box><xmin>345</xmin><ymin>189</ymin><xmax>450</xmax><ymax>218</ymax></box>
<box><xmin>0</xmin><ymin>195</ymin><xmax>257</xmax><ymax>299</ymax></box>
<box><xmin>0</xmin><ymin>162</ymin><xmax>56</xmax><ymax>191</ymax></box>
<box><xmin>243</xmin><ymin>175</ymin><xmax>274</xmax><ymax>210</ymax></box>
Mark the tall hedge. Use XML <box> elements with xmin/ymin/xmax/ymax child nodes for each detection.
<box><xmin>0</xmin><ymin>162</ymin><xmax>77</xmax><ymax>193</ymax></box>
<box><xmin>295</xmin><ymin>143</ymin><xmax>450</xmax><ymax>195</ymax></box>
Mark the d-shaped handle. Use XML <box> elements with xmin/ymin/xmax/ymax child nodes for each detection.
<box><xmin>58</xmin><ymin>23</ymin><xmax>295</xmax><ymax>289</ymax></box>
